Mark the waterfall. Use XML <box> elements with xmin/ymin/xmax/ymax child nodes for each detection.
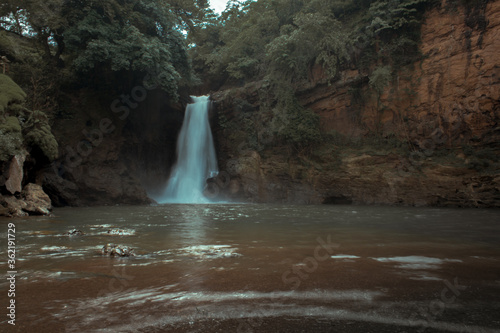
<box><xmin>156</xmin><ymin>96</ymin><xmax>218</xmax><ymax>204</ymax></box>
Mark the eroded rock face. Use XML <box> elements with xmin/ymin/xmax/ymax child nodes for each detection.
<box><xmin>0</xmin><ymin>183</ymin><xmax>53</xmax><ymax>217</ymax></box>
<box><xmin>210</xmin><ymin>2</ymin><xmax>500</xmax><ymax>207</ymax></box>
<box><xmin>42</xmin><ymin>163</ymin><xmax>152</xmax><ymax>207</ymax></box>
<box><xmin>22</xmin><ymin>183</ymin><xmax>52</xmax><ymax>215</ymax></box>
<box><xmin>4</xmin><ymin>154</ymin><xmax>26</xmax><ymax>194</ymax></box>
<box><xmin>39</xmin><ymin>90</ymin><xmax>182</xmax><ymax>207</ymax></box>
<box><xmin>41</xmin><ymin>137</ymin><xmax>153</xmax><ymax>207</ymax></box>
<box><xmin>301</xmin><ymin>1</ymin><xmax>500</xmax><ymax>145</ymax></box>
<box><xmin>0</xmin><ymin>195</ymin><xmax>28</xmax><ymax>217</ymax></box>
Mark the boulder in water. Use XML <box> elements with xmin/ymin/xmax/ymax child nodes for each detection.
<box><xmin>0</xmin><ymin>195</ymin><xmax>28</xmax><ymax>217</ymax></box>
<box><xmin>0</xmin><ymin>183</ymin><xmax>52</xmax><ymax>217</ymax></box>
<box><xmin>22</xmin><ymin>183</ymin><xmax>52</xmax><ymax>215</ymax></box>
<box><xmin>101</xmin><ymin>243</ymin><xmax>134</xmax><ymax>257</ymax></box>
<box><xmin>66</xmin><ymin>229</ymin><xmax>84</xmax><ymax>236</ymax></box>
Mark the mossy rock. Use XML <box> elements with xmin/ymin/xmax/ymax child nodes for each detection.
<box><xmin>0</xmin><ymin>74</ymin><xmax>26</xmax><ymax>114</ymax></box>
<box><xmin>0</xmin><ymin>132</ymin><xmax>23</xmax><ymax>163</ymax></box>
<box><xmin>0</xmin><ymin>114</ymin><xmax>24</xmax><ymax>162</ymax></box>
<box><xmin>1</xmin><ymin>116</ymin><xmax>21</xmax><ymax>133</ymax></box>
<box><xmin>25</xmin><ymin>124</ymin><xmax>59</xmax><ymax>162</ymax></box>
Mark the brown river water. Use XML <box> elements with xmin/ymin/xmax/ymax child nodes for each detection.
<box><xmin>1</xmin><ymin>204</ymin><xmax>499</xmax><ymax>332</ymax></box>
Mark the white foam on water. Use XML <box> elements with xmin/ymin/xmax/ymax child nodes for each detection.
<box><xmin>331</xmin><ymin>254</ymin><xmax>361</xmax><ymax>259</ymax></box>
<box><xmin>178</xmin><ymin>244</ymin><xmax>241</xmax><ymax>259</ymax></box>
<box><xmin>56</xmin><ymin>288</ymin><xmax>498</xmax><ymax>333</ymax></box>
<box><xmin>371</xmin><ymin>256</ymin><xmax>462</xmax><ymax>269</ymax></box>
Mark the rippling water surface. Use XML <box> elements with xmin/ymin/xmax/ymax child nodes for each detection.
<box><xmin>1</xmin><ymin>204</ymin><xmax>499</xmax><ymax>332</ymax></box>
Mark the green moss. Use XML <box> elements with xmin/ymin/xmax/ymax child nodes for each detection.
<box><xmin>24</xmin><ymin>125</ymin><xmax>59</xmax><ymax>161</ymax></box>
<box><xmin>278</xmin><ymin>106</ymin><xmax>322</xmax><ymax>148</ymax></box>
<box><xmin>369</xmin><ymin>66</ymin><xmax>392</xmax><ymax>96</ymax></box>
<box><xmin>258</xmin><ymin>82</ymin><xmax>322</xmax><ymax>150</ymax></box>
<box><xmin>0</xmin><ymin>132</ymin><xmax>23</xmax><ymax>162</ymax></box>
<box><xmin>0</xmin><ymin>78</ymin><xmax>58</xmax><ymax>161</ymax></box>
<box><xmin>23</xmin><ymin>111</ymin><xmax>58</xmax><ymax>161</ymax></box>
<box><xmin>0</xmin><ymin>116</ymin><xmax>23</xmax><ymax>162</ymax></box>
<box><xmin>0</xmin><ymin>30</ymin><xmax>16</xmax><ymax>58</ymax></box>
<box><xmin>0</xmin><ymin>74</ymin><xmax>27</xmax><ymax>114</ymax></box>
<box><xmin>1</xmin><ymin>116</ymin><xmax>21</xmax><ymax>133</ymax></box>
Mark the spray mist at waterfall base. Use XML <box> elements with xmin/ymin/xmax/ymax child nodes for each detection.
<box><xmin>152</xmin><ymin>96</ymin><xmax>219</xmax><ymax>204</ymax></box>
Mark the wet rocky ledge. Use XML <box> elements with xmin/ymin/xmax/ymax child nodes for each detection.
<box><xmin>1</xmin><ymin>152</ymin><xmax>53</xmax><ymax>217</ymax></box>
<box><xmin>0</xmin><ymin>183</ymin><xmax>52</xmax><ymax>217</ymax></box>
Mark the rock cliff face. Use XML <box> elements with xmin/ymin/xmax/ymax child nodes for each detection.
<box><xmin>5</xmin><ymin>1</ymin><xmax>496</xmax><ymax>210</ymax></box>
<box><xmin>302</xmin><ymin>0</ymin><xmax>499</xmax><ymax>146</ymax></box>
<box><xmin>210</xmin><ymin>1</ymin><xmax>500</xmax><ymax>207</ymax></box>
<box><xmin>41</xmin><ymin>89</ymin><xmax>186</xmax><ymax>207</ymax></box>
<box><xmin>0</xmin><ymin>183</ymin><xmax>52</xmax><ymax>217</ymax></box>
<box><xmin>1</xmin><ymin>79</ymin><xmax>186</xmax><ymax>212</ymax></box>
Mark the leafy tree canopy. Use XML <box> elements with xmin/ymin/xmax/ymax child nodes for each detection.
<box><xmin>0</xmin><ymin>0</ymin><xmax>438</xmax><ymax>151</ymax></box>
<box><xmin>1</xmin><ymin>0</ymin><xmax>215</xmax><ymax>98</ymax></box>
<box><xmin>190</xmin><ymin>0</ymin><xmax>436</xmax><ymax>88</ymax></box>
<box><xmin>186</xmin><ymin>0</ymin><xmax>436</xmax><ymax>148</ymax></box>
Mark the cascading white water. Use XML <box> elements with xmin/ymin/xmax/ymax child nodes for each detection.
<box><xmin>156</xmin><ymin>96</ymin><xmax>218</xmax><ymax>204</ymax></box>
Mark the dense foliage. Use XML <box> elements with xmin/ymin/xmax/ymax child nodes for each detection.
<box><xmin>0</xmin><ymin>74</ymin><xmax>58</xmax><ymax>162</ymax></box>
<box><xmin>1</xmin><ymin>0</ymin><xmax>213</xmax><ymax>97</ymax></box>
<box><xmin>190</xmin><ymin>0</ymin><xmax>434</xmax><ymax>87</ymax></box>
<box><xmin>188</xmin><ymin>0</ymin><xmax>435</xmax><ymax>148</ymax></box>
<box><xmin>0</xmin><ymin>0</ymin><xmax>438</xmax><ymax>159</ymax></box>
<box><xmin>0</xmin><ymin>74</ymin><xmax>27</xmax><ymax>162</ymax></box>
<box><xmin>0</xmin><ymin>0</ymin><xmax>213</xmax><ymax>164</ymax></box>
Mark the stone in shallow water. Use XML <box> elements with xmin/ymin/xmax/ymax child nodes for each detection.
<box><xmin>101</xmin><ymin>243</ymin><xmax>134</xmax><ymax>257</ymax></box>
<box><xmin>0</xmin><ymin>183</ymin><xmax>52</xmax><ymax>216</ymax></box>
<box><xmin>22</xmin><ymin>183</ymin><xmax>52</xmax><ymax>215</ymax></box>
<box><xmin>1</xmin><ymin>195</ymin><xmax>28</xmax><ymax>217</ymax></box>
<box><xmin>66</xmin><ymin>229</ymin><xmax>85</xmax><ymax>236</ymax></box>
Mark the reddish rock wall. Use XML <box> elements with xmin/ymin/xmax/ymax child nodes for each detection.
<box><xmin>211</xmin><ymin>1</ymin><xmax>500</xmax><ymax>207</ymax></box>
<box><xmin>302</xmin><ymin>0</ymin><xmax>500</xmax><ymax>145</ymax></box>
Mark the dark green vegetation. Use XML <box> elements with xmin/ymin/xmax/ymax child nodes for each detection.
<box><xmin>0</xmin><ymin>73</ymin><xmax>58</xmax><ymax>162</ymax></box>
<box><xmin>189</xmin><ymin>0</ymin><xmax>437</xmax><ymax>150</ymax></box>
<box><xmin>0</xmin><ymin>0</ymin><xmax>213</xmax><ymax>164</ymax></box>
<box><xmin>0</xmin><ymin>0</ymin><xmax>443</xmax><ymax>166</ymax></box>
<box><xmin>0</xmin><ymin>0</ymin><xmax>212</xmax><ymax>97</ymax></box>
<box><xmin>192</xmin><ymin>0</ymin><xmax>434</xmax><ymax>87</ymax></box>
